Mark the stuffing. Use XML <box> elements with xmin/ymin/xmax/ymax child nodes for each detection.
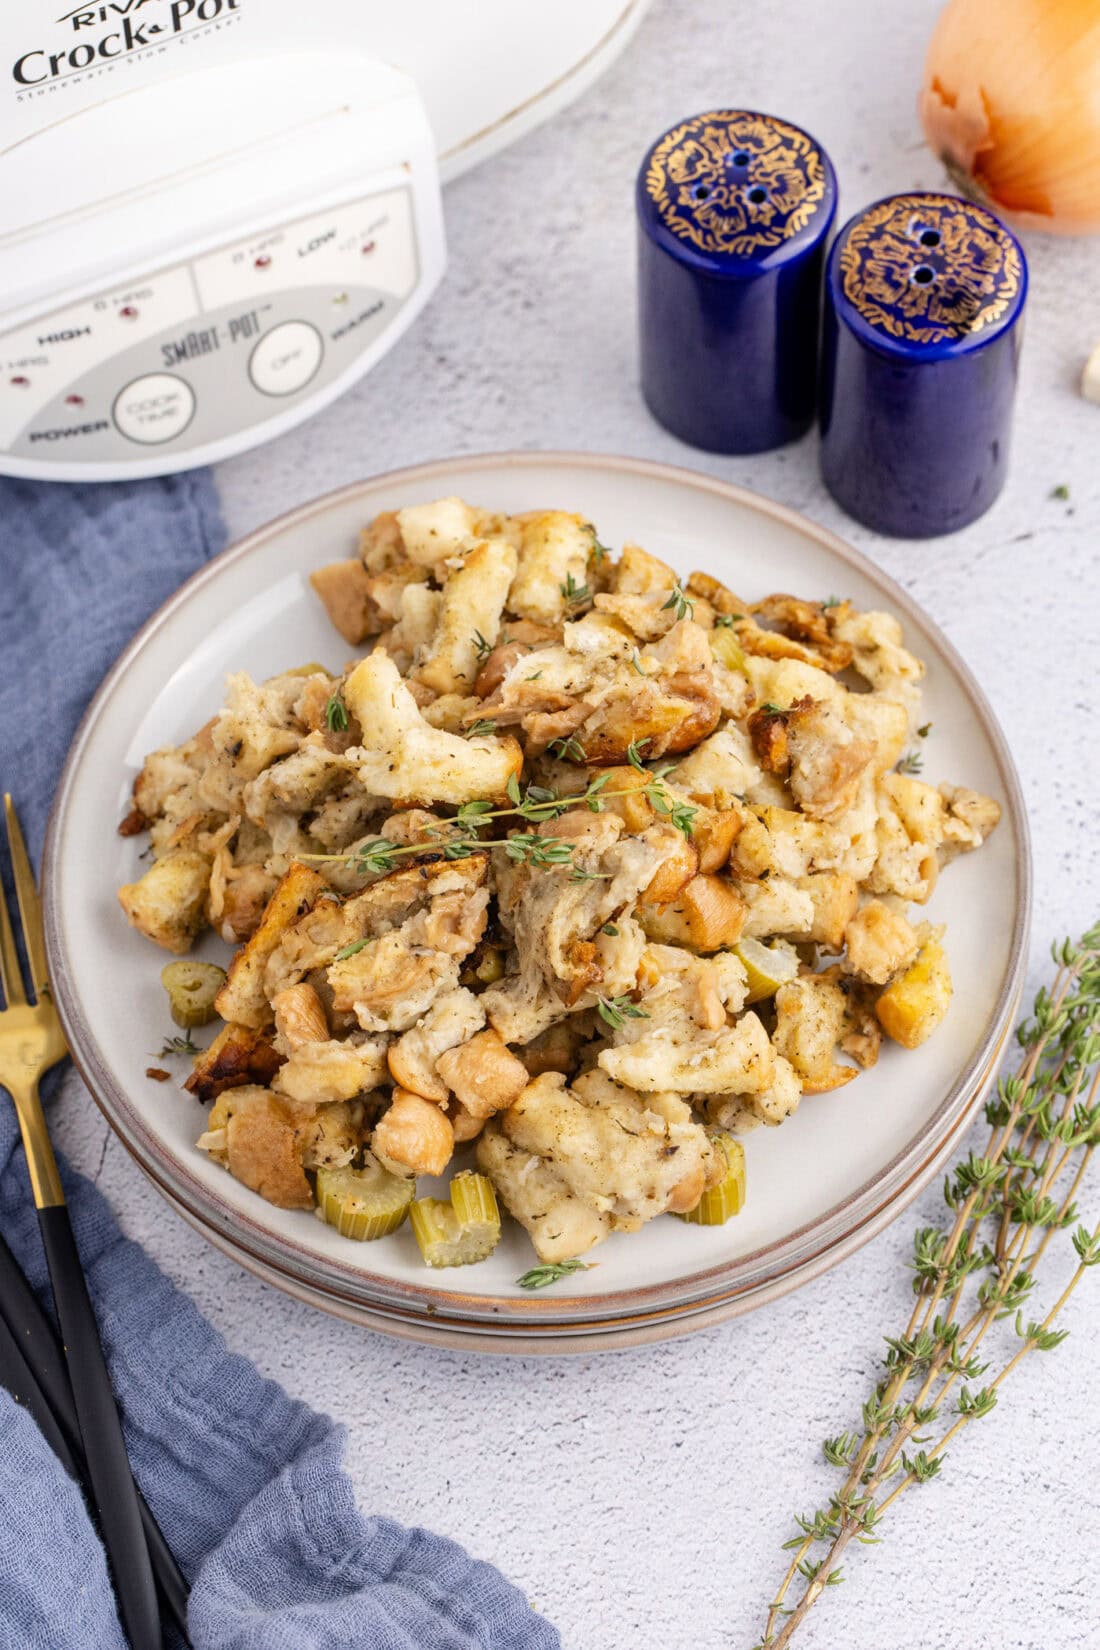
<box><xmin>773</xmin><ymin>974</ymin><xmax>855</xmax><ymax>1093</ymax></box>
<box><xmin>436</xmin><ymin>1028</ymin><xmax>530</xmax><ymax>1119</ymax></box>
<box><xmin>117</xmin><ymin>848</ymin><xmax>211</xmax><ymax>953</ymax></box>
<box><xmin>308</xmin><ymin>558</ymin><xmax>378</xmax><ymax>645</ymax></box>
<box><xmin>784</xmin><ymin>697</ymin><xmax>876</xmax><ymax>822</ymax></box>
<box><xmin>831</xmin><ymin>608</ymin><xmax>924</xmax><ymax>718</ymax></box>
<box><xmin>215</xmin><ymin>862</ymin><xmax>329</xmax><ymax>1028</ymax></box>
<box><xmin>414</xmin><ymin>537</ymin><xmax>518</xmax><ymax>695</ymax></box>
<box><xmin>499</xmin><ymin>1069</ymin><xmax>714</xmax><ymax>1235</ymax></box>
<box><xmin>739</xmin><ymin>877</ymin><xmax>816</xmax><ymax>940</ymax></box>
<box><xmin>672</xmin><ymin>728</ymin><xmax>762</xmax><ymax>805</ymax></box>
<box><xmin>799</xmin><ymin>871</ymin><xmax>861</xmax><ymax>950</ymax></box>
<box><xmin>342</xmin><ymin>651</ymin><xmax>522</xmax><ymax>805</ymax></box>
<box><xmin>185</xmin><ymin>1022</ymin><xmax>284</xmax><ymax>1103</ymax></box>
<box><xmin>637</xmin><ymin>874</ymin><xmax>746</xmax><ymax>952</ymax></box>
<box><xmin>732</xmin><ymin>806</ymin><xmax>851</xmax><ymax>882</ymax></box>
<box><xmin>843</xmin><ymin>900</ymin><xmax>921</xmax><ymax>985</ymax></box>
<box><xmin>478</xmin><ymin>613</ymin><xmax>720</xmax><ymax>764</ymax></box>
<box><xmin>508</xmin><ymin>511</ymin><xmax>593</xmax><ymax>625</ymax></box>
<box><xmin>271</xmin><ymin>1036</ymin><xmax>388</xmax><ymax>1103</ymax></box>
<box><xmin>116</xmin><ymin>494</ymin><xmax>1001</xmax><ymax>1267</ymax></box>
<box><xmin>202</xmin><ymin>1085</ymin><xmax>318</xmax><ymax>1210</ymax></box>
<box><xmin>481</xmin><ymin>819</ymin><xmax>684</xmax><ymax>1042</ymax></box>
<box><xmin>272</xmin><ymin>982</ymin><xmax>329</xmax><ymax>1051</ymax></box>
<box><xmin>372</xmin><ymin>1087</ymin><xmax>455</xmax><ymax>1176</ymax></box>
<box><xmin>702</xmin><ymin>1051</ymin><xmax>802</xmax><ymax>1130</ymax></box>
<box><xmin>388</xmin><ymin>989</ymin><xmax>487</xmax><ymax>1101</ymax></box>
<box><xmin>477</xmin><ymin>1123</ymin><xmax>611</xmax><ymax>1261</ymax></box>
<box><xmin>597</xmin><ymin>947</ymin><xmax>777</xmax><ymax>1098</ymax></box>
<box><xmin>876</xmin><ymin>938</ymin><xmax>952</xmax><ymax>1049</ymax></box>
<box><xmin>938</xmin><ymin>784</ymin><xmax>1002</xmax><ymax>859</ymax></box>
<box><xmin>395</xmin><ymin>496</ymin><xmax>480</xmax><ymax>570</ymax></box>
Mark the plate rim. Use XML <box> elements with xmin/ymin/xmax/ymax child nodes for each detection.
<box><xmin>42</xmin><ymin>448</ymin><xmax>1032</xmax><ymax>1328</ymax></box>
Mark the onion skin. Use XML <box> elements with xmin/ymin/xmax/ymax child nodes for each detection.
<box><xmin>920</xmin><ymin>0</ymin><xmax>1100</xmax><ymax>235</ymax></box>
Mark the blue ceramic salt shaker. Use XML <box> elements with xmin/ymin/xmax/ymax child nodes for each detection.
<box><xmin>636</xmin><ymin>110</ymin><xmax>837</xmax><ymax>453</ymax></box>
<box><xmin>819</xmin><ymin>192</ymin><xmax>1027</xmax><ymax>538</ymax></box>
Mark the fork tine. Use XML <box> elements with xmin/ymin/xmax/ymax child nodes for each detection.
<box><xmin>0</xmin><ymin>821</ymin><xmax>26</xmax><ymax>1008</ymax></box>
<box><xmin>4</xmin><ymin>797</ymin><xmax>46</xmax><ymax>1001</ymax></box>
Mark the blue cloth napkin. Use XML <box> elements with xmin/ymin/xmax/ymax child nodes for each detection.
<box><xmin>0</xmin><ymin>475</ymin><xmax>559</xmax><ymax>1650</ymax></box>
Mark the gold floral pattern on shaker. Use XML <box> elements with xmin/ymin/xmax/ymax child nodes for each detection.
<box><xmin>838</xmin><ymin>193</ymin><xmax>1023</xmax><ymax>345</ymax></box>
<box><xmin>644</xmin><ymin>111</ymin><xmax>829</xmax><ymax>258</ymax></box>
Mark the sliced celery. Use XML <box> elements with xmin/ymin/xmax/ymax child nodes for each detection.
<box><xmin>410</xmin><ymin>1172</ymin><xmax>502</xmax><ymax>1267</ymax></box>
<box><xmin>709</xmin><ymin>626</ymin><xmax>749</xmax><ymax>675</ymax></box>
<box><xmin>733</xmin><ymin>937</ymin><xmax>800</xmax><ymax>1005</ymax></box>
<box><xmin>161</xmin><ymin>959</ymin><xmax>226</xmax><ymax>1028</ymax></box>
<box><xmin>677</xmin><ymin>1133</ymin><xmax>746</xmax><ymax>1226</ymax></box>
<box><xmin>315</xmin><ymin>1157</ymin><xmax>414</xmax><ymax>1241</ymax></box>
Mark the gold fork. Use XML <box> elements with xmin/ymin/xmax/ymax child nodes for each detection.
<box><xmin>0</xmin><ymin>794</ymin><xmax>162</xmax><ymax>1649</ymax></box>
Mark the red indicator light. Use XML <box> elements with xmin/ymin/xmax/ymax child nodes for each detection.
<box><xmin>10</xmin><ymin>375</ymin><xmax>29</xmax><ymax>387</ymax></box>
<box><xmin>119</xmin><ymin>305</ymin><xmax>139</xmax><ymax>320</ymax></box>
<box><xmin>361</xmin><ymin>240</ymin><xmax>376</xmax><ymax>255</ymax></box>
<box><xmin>65</xmin><ymin>393</ymin><xmax>85</xmax><ymax>406</ymax></box>
<box><xmin>254</xmin><ymin>254</ymin><xmax>272</xmax><ymax>269</ymax></box>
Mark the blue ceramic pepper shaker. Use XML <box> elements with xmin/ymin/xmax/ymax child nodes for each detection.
<box><xmin>819</xmin><ymin>192</ymin><xmax>1027</xmax><ymax>537</ymax></box>
<box><xmin>636</xmin><ymin>110</ymin><xmax>837</xmax><ymax>453</ymax></box>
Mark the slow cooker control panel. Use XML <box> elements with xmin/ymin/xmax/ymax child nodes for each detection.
<box><xmin>0</xmin><ymin>187</ymin><xmax>419</xmax><ymax>467</ymax></box>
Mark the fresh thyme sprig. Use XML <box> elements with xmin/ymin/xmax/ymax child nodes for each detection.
<box><xmin>155</xmin><ymin>1032</ymin><xmax>200</xmax><ymax>1057</ymax></box>
<box><xmin>756</xmin><ymin>923</ymin><xmax>1100</xmax><ymax>1649</ymax></box>
<box><xmin>325</xmin><ymin>693</ymin><xmax>348</xmax><ymax>732</ymax></box>
<box><xmin>300</xmin><ymin>759</ymin><xmax>696</xmax><ymax>880</ymax></box>
<box><xmin>896</xmin><ymin>749</ymin><xmax>924</xmax><ymax>775</ymax></box>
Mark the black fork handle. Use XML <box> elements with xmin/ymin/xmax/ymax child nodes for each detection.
<box><xmin>38</xmin><ymin>1203</ymin><xmax>163</xmax><ymax>1650</ymax></box>
<box><xmin>0</xmin><ymin>1230</ymin><xmax>190</xmax><ymax>1641</ymax></box>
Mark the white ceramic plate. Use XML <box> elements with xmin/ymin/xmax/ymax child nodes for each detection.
<box><xmin>44</xmin><ymin>453</ymin><xmax>1030</xmax><ymax>1347</ymax></box>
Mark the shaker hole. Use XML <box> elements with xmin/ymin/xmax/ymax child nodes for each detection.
<box><xmin>747</xmin><ymin>186</ymin><xmax>767</xmax><ymax>204</ymax></box>
<box><xmin>912</xmin><ymin>265</ymin><xmax>935</xmax><ymax>285</ymax></box>
<box><xmin>694</xmin><ymin>184</ymin><xmax>711</xmax><ymax>200</ymax></box>
<box><xmin>732</xmin><ymin>150</ymin><xmax>750</xmax><ymax>165</ymax></box>
<box><xmin>920</xmin><ymin>229</ymin><xmax>941</xmax><ymax>247</ymax></box>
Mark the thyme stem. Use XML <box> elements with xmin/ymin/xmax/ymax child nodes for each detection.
<box><xmin>758</xmin><ymin>925</ymin><xmax>1100</xmax><ymax>1650</ymax></box>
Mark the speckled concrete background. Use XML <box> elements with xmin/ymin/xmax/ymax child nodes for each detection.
<box><xmin>52</xmin><ymin>1</ymin><xmax>1100</xmax><ymax>1645</ymax></box>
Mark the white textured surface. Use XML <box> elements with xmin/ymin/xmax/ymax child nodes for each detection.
<box><xmin>53</xmin><ymin>1</ymin><xmax>1100</xmax><ymax>1645</ymax></box>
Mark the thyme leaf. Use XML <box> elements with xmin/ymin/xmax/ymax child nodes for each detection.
<box><xmin>660</xmin><ymin>582</ymin><xmax>694</xmax><ymax>622</ymax></box>
<box><xmin>597</xmin><ymin>994</ymin><xmax>650</xmax><ymax>1031</ymax></box>
<box><xmin>517</xmin><ymin>1258</ymin><xmax>595</xmax><ymax>1290</ymax></box>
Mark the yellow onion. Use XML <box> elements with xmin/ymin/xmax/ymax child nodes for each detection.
<box><xmin>920</xmin><ymin>0</ymin><xmax>1100</xmax><ymax>234</ymax></box>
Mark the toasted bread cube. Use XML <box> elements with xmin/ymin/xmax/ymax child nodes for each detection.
<box><xmin>799</xmin><ymin>872</ymin><xmax>860</xmax><ymax>951</ymax></box>
<box><xmin>876</xmin><ymin>939</ymin><xmax>952</xmax><ymax>1049</ymax></box>
<box><xmin>215</xmin><ymin>862</ymin><xmax>329</xmax><ymax>1029</ymax></box>
<box><xmin>184</xmin><ymin>1022</ymin><xmax>284</xmax><ymax>1102</ymax></box>
<box><xmin>221</xmin><ymin>1085</ymin><xmax>316</xmax><ymax>1210</ymax></box>
<box><xmin>117</xmin><ymin>849</ymin><xmax>210</xmax><ymax>953</ymax></box>
<box><xmin>436</xmin><ymin>1028</ymin><xmax>529</xmax><ymax>1120</ymax></box>
<box><xmin>844</xmin><ymin>900</ymin><xmax>920</xmax><ymax>985</ymax></box>
<box><xmin>309</xmin><ymin>558</ymin><xmax>378</xmax><ymax>645</ymax></box>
